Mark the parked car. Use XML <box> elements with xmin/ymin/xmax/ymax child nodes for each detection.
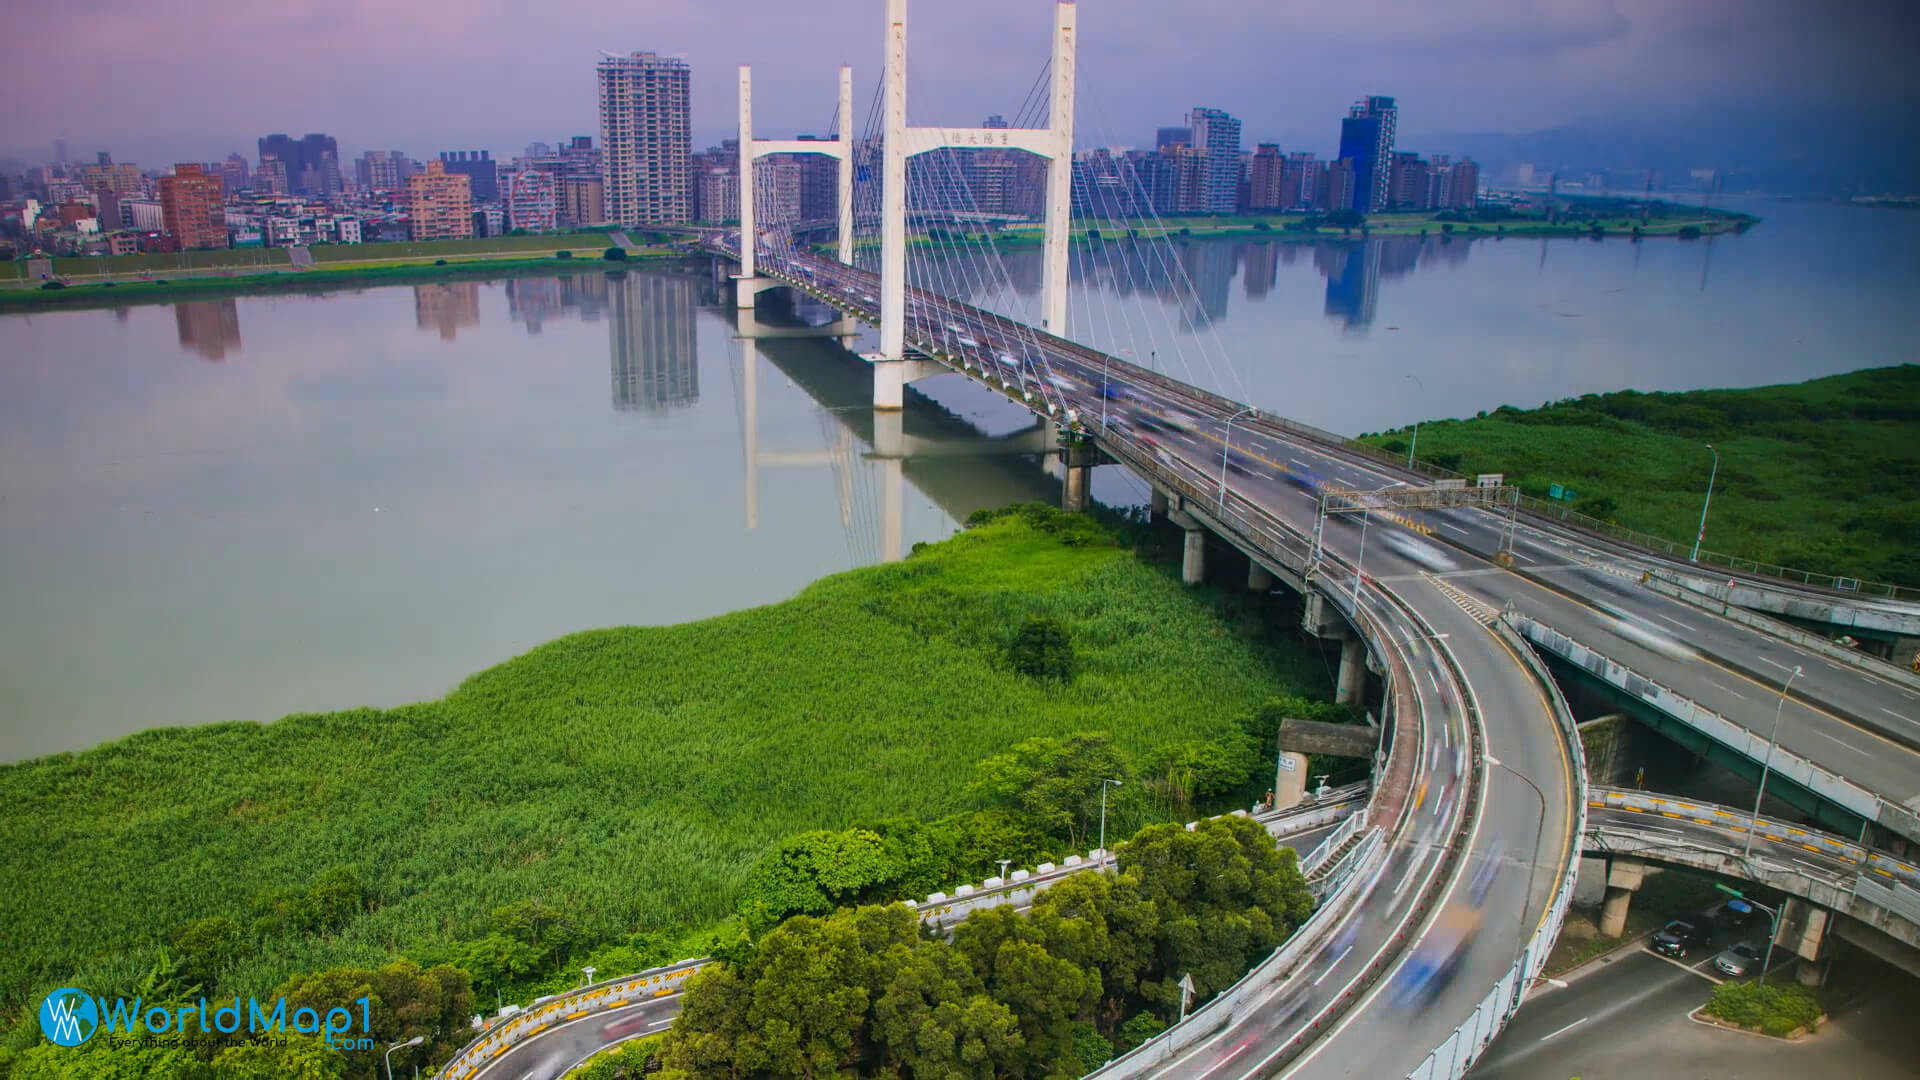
<box><xmin>1711</xmin><ymin>940</ymin><xmax>1766</xmax><ymax>977</ymax></box>
<box><xmin>1650</xmin><ymin>919</ymin><xmax>1708</xmax><ymax>958</ymax></box>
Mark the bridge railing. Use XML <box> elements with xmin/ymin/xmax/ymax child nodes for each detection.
<box><xmin>1508</xmin><ymin>613</ymin><xmax>1920</xmax><ymax>846</ymax></box>
<box><xmin>1403</xmin><ymin>614</ymin><xmax>1589</xmax><ymax>1080</ymax></box>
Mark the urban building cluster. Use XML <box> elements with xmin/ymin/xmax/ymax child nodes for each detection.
<box><xmin>1</xmin><ymin>56</ymin><xmax>1482</xmax><ymax>257</ymax></box>
<box><xmin>0</xmin><ymin>134</ymin><xmax>608</xmax><ymax>258</ymax></box>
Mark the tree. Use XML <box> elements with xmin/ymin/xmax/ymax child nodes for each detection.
<box><xmin>171</xmin><ymin>916</ymin><xmax>251</xmax><ymax>994</ymax></box>
<box><xmin>603</xmin><ymin>246</ymin><xmax>628</xmax><ymax>261</ymax></box>
<box><xmin>738</xmin><ymin>828</ymin><xmax>903</xmax><ymax>932</ymax></box>
<box><xmin>1009</xmin><ymin>616</ymin><xmax>1076</xmax><ymax>681</ymax></box>
<box><xmin>871</xmin><ymin>940</ymin><xmax>1023</xmax><ymax>1078</ymax></box>
<box><xmin>968</xmin><ymin>733</ymin><xmax>1132</xmax><ymax>848</ymax></box>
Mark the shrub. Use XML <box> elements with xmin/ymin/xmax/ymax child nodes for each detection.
<box><xmin>39</xmin><ymin>280</ymin><xmax>64</xmax><ymax>290</ymax></box>
<box><xmin>603</xmin><ymin>246</ymin><xmax>628</xmax><ymax>261</ymax></box>
<box><xmin>1702</xmin><ymin>980</ymin><xmax>1822</xmax><ymax>1036</ymax></box>
<box><xmin>1009</xmin><ymin>616</ymin><xmax>1076</xmax><ymax>682</ymax></box>
<box><xmin>555</xmin><ymin>250</ymin><xmax>573</xmax><ymax>259</ymax></box>
<box><xmin>434</xmin><ymin>258</ymin><xmax>447</xmax><ymax>265</ymax></box>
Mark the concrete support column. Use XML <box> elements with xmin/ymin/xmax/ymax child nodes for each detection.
<box><xmin>1336</xmin><ymin>636</ymin><xmax>1367</xmax><ymax>707</ymax></box>
<box><xmin>871</xmin><ymin>357</ymin><xmax>934</xmax><ymax>411</ymax></box>
<box><xmin>1796</xmin><ymin>957</ymin><xmax>1829</xmax><ymax>987</ymax></box>
<box><xmin>1150</xmin><ymin>488</ymin><xmax>1170</xmax><ymax>520</ymax></box>
<box><xmin>1248</xmin><ymin>563</ymin><xmax>1276</xmax><ymax>592</ymax></box>
<box><xmin>1599</xmin><ymin>886</ymin><xmax>1633</xmax><ymax>938</ymax></box>
<box><xmin>1181</xmin><ymin>527</ymin><xmax>1205</xmax><ymax>585</ymax></box>
<box><xmin>1273</xmin><ymin>751</ymin><xmax>1309</xmax><ymax>811</ymax></box>
<box><xmin>1063</xmin><ymin>465</ymin><xmax>1089</xmax><ymax>513</ymax></box>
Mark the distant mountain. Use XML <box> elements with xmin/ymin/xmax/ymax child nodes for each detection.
<box><xmin>1412</xmin><ymin>100</ymin><xmax>1919</xmax><ymax>197</ymax></box>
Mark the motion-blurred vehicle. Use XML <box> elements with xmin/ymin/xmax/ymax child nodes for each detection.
<box><xmin>1651</xmin><ymin>919</ymin><xmax>1708</xmax><ymax>958</ymax></box>
<box><xmin>1385</xmin><ymin>531</ymin><xmax>1458</xmax><ymax>572</ymax></box>
<box><xmin>1603</xmin><ymin>613</ymin><xmax>1697</xmax><ymax>662</ymax></box>
<box><xmin>1285</xmin><ymin>465</ymin><xmax>1329</xmax><ymax>494</ymax></box>
<box><xmin>1222</xmin><ymin>446</ymin><xmax>1260</xmax><ymax>476</ymax></box>
<box><xmin>603</xmin><ymin>1010</ymin><xmax>653</xmax><ymax>1040</ymax></box>
<box><xmin>1711</xmin><ymin>899</ymin><xmax>1762</xmax><ymax>936</ymax></box>
<box><xmin>1711</xmin><ymin>940</ymin><xmax>1765</xmax><ymax>977</ymax></box>
<box><xmin>1387</xmin><ymin>903</ymin><xmax>1482</xmax><ymax>1011</ymax></box>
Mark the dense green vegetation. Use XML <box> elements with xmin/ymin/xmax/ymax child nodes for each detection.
<box><xmin>1701</xmin><ymin>979</ymin><xmax>1824</xmax><ymax>1037</ymax></box>
<box><xmin>0</xmin><ymin>230</ymin><xmax>636</xmax><ymax>281</ymax></box>
<box><xmin>0</xmin><ymin>505</ymin><xmax>1328</xmax><ymax>1075</ymax></box>
<box><xmin>1358</xmin><ymin>365</ymin><xmax>1920</xmax><ymax>586</ymax></box>
<box><xmin>655</xmin><ymin>815</ymin><xmax>1312</xmax><ymax>1079</ymax></box>
<box><xmin>0</xmin><ymin>249</ymin><xmax>684</xmax><ymax>312</ymax></box>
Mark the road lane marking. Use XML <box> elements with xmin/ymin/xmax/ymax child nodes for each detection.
<box><xmin>1880</xmin><ymin>707</ymin><xmax>1913</xmax><ymax>723</ymax></box>
<box><xmin>1652</xmin><ymin>612</ymin><xmax>1699</xmax><ymax>633</ymax></box>
<box><xmin>1709</xmin><ymin>680</ymin><xmax>1751</xmax><ymax>701</ymax></box>
<box><xmin>1646</xmin><ymin>949</ymin><xmax>1724</xmax><ymax>983</ymax></box>
<box><xmin>1313</xmin><ymin>945</ymin><xmax>1353</xmax><ymax>985</ymax></box>
<box><xmin>1193</xmin><ymin>1042</ymin><xmax>1249</xmax><ymax>1079</ymax></box>
<box><xmin>1809</xmin><ymin>730</ymin><xmax>1869</xmax><ymax>757</ymax></box>
<box><xmin>1758</xmin><ymin>656</ymin><xmax>1793</xmax><ymax>672</ymax></box>
<box><xmin>1539</xmin><ymin>1017</ymin><xmax>1587</xmax><ymax>1042</ymax></box>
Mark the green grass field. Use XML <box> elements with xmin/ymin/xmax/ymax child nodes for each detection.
<box><xmin>0</xmin><ymin>512</ymin><xmax>1321</xmax><ymax>1010</ymax></box>
<box><xmin>1357</xmin><ymin>366</ymin><xmax>1920</xmax><ymax>587</ymax></box>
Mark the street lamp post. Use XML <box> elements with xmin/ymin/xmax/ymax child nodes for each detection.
<box><xmin>581</xmin><ymin>966</ymin><xmax>596</xmax><ymax>988</ymax></box>
<box><xmin>1405</xmin><ymin>374</ymin><xmax>1426</xmax><ymax>468</ymax></box>
<box><xmin>384</xmin><ymin>1035</ymin><xmax>425</xmax><ymax>1080</ymax></box>
<box><xmin>1218</xmin><ymin>406</ymin><xmax>1257</xmax><ymax>514</ymax></box>
<box><xmin>1744</xmin><ymin>665</ymin><xmax>1803</xmax><ymax>858</ymax></box>
<box><xmin>1485</xmin><ymin>754</ymin><xmax>1548</xmax><ymax>971</ymax></box>
<box><xmin>1350</xmin><ymin>508</ymin><xmax>1372</xmax><ymax>610</ymax></box>
<box><xmin>996</xmin><ymin>858</ymin><xmax>1012</xmax><ymax>881</ymax></box>
<box><xmin>1715</xmin><ymin>884</ymin><xmax>1781</xmax><ymax>986</ymax></box>
<box><xmin>1098</xmin><ymin>778</ymin><xmax>1123</xmax><ymax>871</ymax></box>
<box><xmin>1690</xmin><ymin>443</ymin><xmax>1719</xmax><ymax>562</ymax></box>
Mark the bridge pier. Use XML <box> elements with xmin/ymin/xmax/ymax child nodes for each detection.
<box><xmin>1598</xmin><ymin>857</ymin><xmax>1646</xmax><ymax>937</ymax></box>
<box><xmin>1249</xmin><ymin>563</ymin><xmax>1276</xmax><ymax>592</ymax></box>
<box><xmin>1150</xmin><ymin>488</ymin><xmax>1169</xmax><ymax>521</ymax></box>
<box><xmin>869</xmin><ymin>356</ymin><xmax>938</xmax><ymax>411</ymax></box>
<box><xmin>733</xmin><ymin>276</ymin><xmax>782</xmax><ymax>309</ymax></box>
<box><xmin>1337</xmin><ymin>637</ymin><xmax>1367</xmax><ymax>708</ymax></box>
<box><xmin>1165</xmin><ymin>507</ymin><xmax>1206</xmax><ymax>585</ymax></box>
<box><xmin>1061</xmin><ymin>444</ymin><xmax>1095</xmax><ymax>513</ymax></box>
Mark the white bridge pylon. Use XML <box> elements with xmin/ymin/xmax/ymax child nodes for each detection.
<box><xmin>736</xmin><ymin>64</ymin><xmax>855</xmax><ymax>305</ymax></box>
<box><xmin>877</xmin><ymin>0</ymin><xmax>1076</xmax><ymax>406</ymax></box>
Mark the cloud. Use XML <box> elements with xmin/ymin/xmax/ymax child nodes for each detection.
<box><xmin>2</xmin><ymin>0</ymin><xmax>1910</xmax><ymax>164</ymax></box>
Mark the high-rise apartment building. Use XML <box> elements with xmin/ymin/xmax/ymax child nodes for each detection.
<box><xmin>1388</xmin><ymin>151</ymin><xmax>1428</xmax><ymax>210</ymax></box>
<box><xmin>255</xmin><ymin>156</ymin><xmax>289</xmax><ymax>195</ymax></box>
<box><xmin>406</xmin><ymin>160</ymin><xmax>473</xmax><ymax>240</ymax></box>
<box><xmin>504</xmin><ymin>168</ymin><xmax>557</xmax><ymax>232</ymax></box>
<box><xmin>157</xmin><ymin>163</ymin><xmax>227</xmax><ymax>249</ymax></box>
<box><xmin>219</xmin><ymin>154</ymin><xmax>250</xmax><ymax>194</ymax></box>
<box><xmin>598</xmin><ymin>51</ymin><xmax>692</xmax><ymax>225</ymax></box>
<box><xmin>1155</xmin><ymin>126</ymin><xmax>1192</xmax><ymax>150</ymax></box>
<box><xmin>439</xmin><ymin>151</ymin><xmax>498</xmax><ymax>202</ymax></box>
<box><xmin>1447</xmin><ymin>158</ymin><xmax>1480</xmax><ymax>209</ymax></box>
<box><xmin>356</xmin><ymin>151</ymin><xmax>415</xmax><ymax>193</ymax></box>
<box><xmin>1336</xmin><ymin>96</ymin><xmax>1396</xmax><ymax>213</ymax></box>
<box><xmin>1186</xmin><ymin>108</ymin><xmax>1242</xmax><ymax>214</ymax></box>
<box><xmin>258</xmin><ymin>133</ymin><xmax>341</xmax><ymax>196</ymax></box>
<box><xmin>696</xmin><ymin>168</ymin><xmax>739</xmax><ymax>224</ymax></box>
<box><xmin>560</xmin><ymin>176</ymin><xmax>606</xmax><ymax>226</ymax></box>
<box><xmin>1246</xmin><ymin>144</ymin><xmax>1285</xmax><ymax>211</ymax></box>
<box><xmin>1323</xmin><ymin>158</ymin><xmax>1357</xmax><ymax>213</ymax></box>
<box><xmin>1280</xmin><ymin>152</ymin><xmax>1320</xmax><ymax>210</ymax></box>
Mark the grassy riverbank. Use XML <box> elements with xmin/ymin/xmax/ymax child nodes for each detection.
<box><xmin>0</xmin><ymin>509</ymin><xmax>1323</xmax><ymax>1016</ymax></box>
<box><xmin>1357</xmin><ymin>365</ymin><xmax>1920</xmax><ymax>588</ymax></box>
<box><xmin>0</xmin><ymin>247</ymin><xmax>683</xmax><ymax>312</ymax></box>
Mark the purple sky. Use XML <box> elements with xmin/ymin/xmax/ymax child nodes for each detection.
<box><xmin>5</xmin><ymin>0</ymin><xmax>1913</xmax><ymax>167</ymax></box>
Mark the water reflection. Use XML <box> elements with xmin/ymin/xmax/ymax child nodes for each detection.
<box><xmin>413</xmin><ymin>282</ymin><xmax>481</xmax><ymax>341</ymax></box>
<box><xmin>610</xmin><ymin>271</ymin><xmax>701</xmax><ymax>412</ymax></box>
<box><xmin>173</xmin><ymin>299</ymin><xmax>241</xmax><ymax>361</ymax></box>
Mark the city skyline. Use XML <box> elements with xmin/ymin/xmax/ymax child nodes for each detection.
<box><xmin>4</xmin><ymin>0</ymin><xmax>1911</xmax><ymax>171</ymax></box>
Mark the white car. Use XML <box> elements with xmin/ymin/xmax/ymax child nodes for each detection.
<box><xmin>956</xmin><ymin>336</ymin><xmax>980</xmax><ymax>349</ymax></box>
<box><xmin>1605</xmin><ymin>614</ymin><xmax>1697</xmax><ymax>662</ymax></box>
<box><xmin>1385</xmin><ymin>532</ymin><xmax>1458</xmax><ymax>573</ymax></box>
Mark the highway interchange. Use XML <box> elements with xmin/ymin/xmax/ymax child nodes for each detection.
<box><xmin>491</xmin><ymin>235</ymin><xmax>1918</xmax><ymax>1079</ymax></box>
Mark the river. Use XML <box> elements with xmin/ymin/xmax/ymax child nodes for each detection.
<box><xmin>2</xmin><ymin>197</ymin><xmax>1913</xmax><ymax>760</ymax></box>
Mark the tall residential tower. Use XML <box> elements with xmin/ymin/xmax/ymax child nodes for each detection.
<box><xmin>1186</xmin><ymin>107</ymin><xmax>1241</xmax><ymax>214</ymax></box>
<box><xmin>597</xmin><ymin>51</ymin><xmax>693</xmax><ymax>225</ymax></box>
<box><xmin>1336</xmin><ymin>96</ymin><xmax>1396</xmax><ymax>213</ymax></box>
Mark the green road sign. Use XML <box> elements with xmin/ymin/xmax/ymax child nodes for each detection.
<box><xmin>1548</xmin><ymin>483</ymin><xmax>1564</xmax><ymax>499</ymax></box>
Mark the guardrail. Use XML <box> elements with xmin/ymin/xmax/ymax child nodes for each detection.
<box><xmin>1508</xmin><ymin>614</ymin><xmax>1920</xmax><ymax>846</ymax></box>
<box><xmin>1402</xmin><ymin>614</ymin><xmax>1589</xmax><ymax>1080</ymax></box>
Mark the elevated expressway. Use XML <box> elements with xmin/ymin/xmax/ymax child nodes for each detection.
<box><xmin>714</xmin><ymin>237</ymin><xmax>1580</xmax><ymax>1079</ymax></box>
